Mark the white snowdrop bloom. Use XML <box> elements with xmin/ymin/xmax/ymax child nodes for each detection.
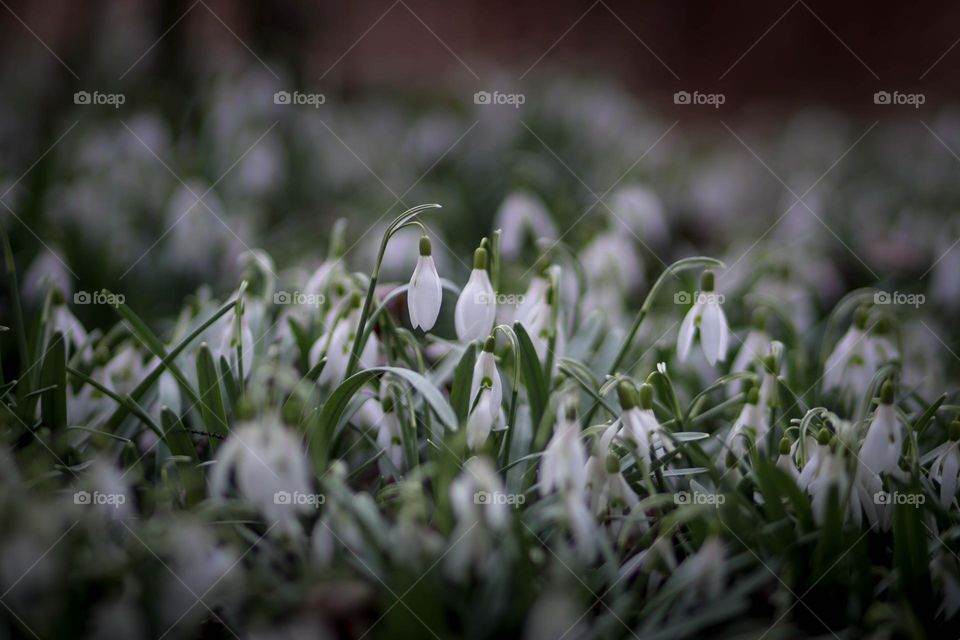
<box><xmin>454</xmin><ymin>247</ymin><xmax>497</xmax><ymax>341</ymax></box>
<box><xmin>310</xmin><ymin>296</ymin><xmax>379</xmax><ymax>387</ymax></box>
<box><xmin>446</xmin><ymin>457</ymin><xmax>510</xmax><ymax>581</ymax></box>
<box><xmin>210</xmin><ymin>416</ymin><xmax>314</xmax><ymax>534</ymax></box>
<box><xmin>495</xmin><ymin>190</ymin><xmax>557</xmax><ymax>259</ymax></box>
<box><xmin>23</xmin><ymin>249</ymin><xmax>72</xmax><ymax>306</ymax></box>
<box><xmin>466</xmin><ymin>337</ymin><xmax>504</xmax><ymax>450</ymax></box>
<box><xmin>673</xmin><ymin>537</ymin><xmax>727</xmax><ymax>603</ymax></box>
<box><xmin>808</xmin><ymin>447</ymin><xmax>867</xmax><ymax>526</ymax></box>
<box><xmin>776</xmin><ymin>437</ymin><xmax>799</xmax><ymax>480</ymax></box>
<box><xmin>823</xmin><ymin>306</ymin><xmax>876</xmax><ymax>401</ymax></box>
<box><xmin>584</xmin><ymin>437</ymin><xmax>640</xmax><ymax>518</ymax></box>
<box><xmin>407</xmin><ymin>235</ymin><xmax>443</xmax><ymax>331</ymax></box>
<box><xmin>677</xmin><ymin>270</ymin><xmax>729</xmax><ymax>366</ymax></box>
<box><xmin>49</xmin><ymin>294</ymin><xmax>89</xmax><ymax>359</ymax></box>
<box><xmin>931</xmin><ymin>421</ymin><xmax>960</xmax><ymax>509</ymax></box>
<box><xmin>156</xmin><ymin>369</ymin><xmax>181</xmax><ymax>416</ymax></box>
<box><xmin>797</xmin><ymin>428</ymin><xmax>831</xmax><ymax>491</ymax></box>
<box><xmin>97</xmin><ymin>345</ymin><xmax>148</xmax><ymax>398</ymax></box>
<box><xmin>376</xmin><ymin>395</ymin><xmax>405</xmax><ymax>479</ymax></box>
<box><xmin>606</xmin><ymin>185</ymin><xmax>668</xmax><ymax>246</ymax></box>
<box><xmin>858</xmin><ymin>381</ymin><xmax>905</xmax><ymax>479</ymax></box>
<box><xmin>724</xmin><ymin>388</ymin><xmax>771</xmax><ymax>468</ymax></box>
<box><xmin>582</xmin><ymin>230</ymin><xmax>644</xmax><ymax>291</ymax></box>
<box><xmin>539</xmin><ymin>404</ymin><xmax>588</xmax><ymax>496</ymax></box>
<box><xmin>730</xmin><ymin>308</ymin><xmax>772</xmax><ymax>377</ymax></box>
<box><xmin>160</xmin><ymin>520</ymin><xmax>239</xmax><ymax>631</ymax></box>
<box><xmin>618</xmin><ymin>382</ymin><xmax>671</xmax><ymax>470</ymax></box>
<box><xmin>514</xmin><ymin>272</ymin><xmax>549</xmax><ymax>329</ymax></box>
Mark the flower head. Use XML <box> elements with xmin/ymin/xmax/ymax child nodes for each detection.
<box><xmin>454</xmin><ymin>246</ymin><xmax>497</xmax><ymax>341</ymax></box>
<box><xmin>677</xmin><ymin>270</ymin><xmax>729</xmax><ymax>365</ymax></box>
<box><xmin>408</xmin><ymin>235</ymin><xmax>443</xmax><ymax>332</ymax></box>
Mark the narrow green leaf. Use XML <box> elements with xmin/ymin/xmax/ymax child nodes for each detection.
<box><xmin>450</xmin><ymin>340</ymin><xmax>477</xmax><ymax>424</ymax></box>
<box><xmin>513</xmin><ymin>322</ymin><xmax>547</xmax><ymax>429</ymax></box>
<box><xmin>196</xmin><ymin>343</ymin><xmax>228</xmax><ymax>441</ymax></box>
<box><xmin>39</xmin><ymin>331</ymin><xmax>67</xmax><ymax>432</ymax></box>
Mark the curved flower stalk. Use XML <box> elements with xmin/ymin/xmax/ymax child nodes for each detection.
<box><xmin>931</xmin><ymin>420</ymin><xmax>960</xmax><ymax>510</ymax></box>
<box><xmin>210</xmin><ymin>416</ymin><xmax>314</xmax><ymax>536</ymax></box>
<box><xmin>677</xmin><ymin>269</ymin><xmax>729</xmax><ymax>366</ymax></box>
<box><xmin>407</xmin><ymin>235</ymin><xmax>443</xmax><ymax>332</ymax></box>
<box><xmin>455</xmin><ymin>245</ymin><xmax>497</xmax><ymax>341</ymax></box>
<box><xmin>445</xmin><ymin>457</ymin><xmax>510</xmax><ymax>581</ymax></box>
<box><xmin>618</xmin><ymin>381</ymin><xmax>671</xmax><ymax>471</ymax></box>
<box><xmin>466</xmin><ymin>336</ymin><xmax>505</xmax><ymax>450</ymax></box>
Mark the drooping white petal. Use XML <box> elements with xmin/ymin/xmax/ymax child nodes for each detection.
<box><xmin>700</xmin><ymin>301</ymin><xmax>728</xmax><ymax>365</ymax></box>
<box><xmin>455</xmin><ymin>269</ymin><xmax>497</xmax><ymax>341</ymax></box>
<box><xmin>676</xmin><ymin>303</ymin><xmax>699</xmax><ymax>362</ymax></box>
<box><xmin>466</xmin><ymin>390</ymin><xmax>496</xmax><ymax>450</ymax></box>
<box><xmin>408</xmin><ymin>255</ymin><xmax>443</xmax><ymax>331</ymax></box>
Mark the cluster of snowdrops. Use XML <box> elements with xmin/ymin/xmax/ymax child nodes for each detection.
<box><xmin>2</xmin><ymin>203</ymin><xmax>960</xmax><ymax>638</ymax></box>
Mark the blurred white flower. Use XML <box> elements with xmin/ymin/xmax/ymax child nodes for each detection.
<box><xmin>931</xmin><ymin>422</ymin><xmax>960</xmax><ymax>510</ymax></box>
<box><xmin>446</xmin><ymin>457</ymin><xmax>509</xmax><ymax>581</ymax></box>
<box><xmin>407</xmin><ymin>235</ymin><xmax>443</xmax><ymax>332</ymax></box>
<box><xmin>454</xmin><ymin>247</ymin><xmax>496</xmax><ymax>341</ymax></box>
<box><xmin>584</xmin><ymin>431</ymin><xmax>639</xmax><ymax>518</ymax></box>
<box><xmin>724</xmin><ymin>387</ymin><xmax>770</xmax><ymax>466</ymax></box>
<box><xmin>606</xmin><ymin>185</ymin><xmax>668</xmax><ymax>246</ymax></box>
<box><xmin>310</xmin><ymin>296</ymin><xmax>379</xmax><ymax>387</ymax></box>
<box><xmin>859</xmin><ymin>381</ymin><xmax>904</xmax><ymax>480</ymax></box>
<box><xmin>730</xmin><ymin>308</ymin><xmax>772</xmax><ymax>377</ymax></box>
<box><xmin>376</xmin><ymin>394</ymin><xmax>404</xmax><ymax>479</ymax></box>
<box><xmin>210</xmin><ymin>416</ymin><xmax>314</xmax><ymax>535</ymax></box>
<box><xmin>495</xmin><ymin>190</ymin><xmax>557</xmax><ymax>259</ymax></box>
<box><xmin>540</xmin><ymin>404</ymin><xmax>587</xmax><ymax>496</ymax></box>
<box><xmin>466</xmin><ymin>337</ymin><xmax>504</xmax><ymax>450</ymax></box>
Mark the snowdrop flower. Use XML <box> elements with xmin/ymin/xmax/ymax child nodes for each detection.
<box><xmin>455</xmin><ymin>246</ymin><xmax>497</xmax><ymax>341</ymax></box>
<box><xmin>724</xmin><ymin>387</ymin><xmax>771</xmax><ymax>468</ymax></box>
<box><xmin>310</xmin><ymin>294</ymin><xmax>379</xmax><ymax>387</ymax></box>
<box><xmin>677</xmin><ymin>270</ymin><xmax>729</xmax><ymax>366</ymax></box>
<box><xmin>807</xmin><ymin>444</ymin><xmax>867</xmax><ymax>526</ymax></box>
<box><xmin>210</xmin><ymin>416</ymin><xmax>314</xmax><ymax>535</ymax></box>
<box><xmin>584</xmin><ymin>434</ymin><xmax>640</xmax><ymax>519</ymax></box>
<box><xmin>466</xmin><ymin>337</ymin><xmax>504</xmax><ymax>450</ymax></box>
<box><xmin>931</xmin><ymin>420</ymin><xmax>960</xmax><ymax>510</ymax></box>
<box><xmin>859</xmin><ymin>381</ymin><xmax>905</xmax><ymax>480</ymax></box>
<box><xmin>823</xmin><ymin>305</ymin><xmax>879</xmax><ymax>402</ymax></box>
<box><xmin>446</xmin><ymin>457</ymin><xmax>509</xmax><ymax>580</ymax></box>
<box><xmin>495</xmin><ymin>190</ymin><xmax>557</xmax><ymax>259</ymax></box>
<box><xmin>730</xmin><ymin>307</ymin><xmax>772</xmax><ymax>377</ymax></box>
<box><xmin>618</xmin><ymin>381</ymin><xmax>671</xmax><ymax>470</ymax></box>
<box><xmin>514</xmin><ymin>269</ymin><xmax>562</xmax><ymax>362</ymax></box>
<box><xmin>607</xmin><ymin>185</ymin><xmax>668</xmax><ymax>245</ymax></box>
<box><xmin>776</xmin><ymin>437</ymin><xmax>799</xmax><ymax>480</ymax></box>
<box><xmin>376</xmin><ymin>394</ymin><xmax>405</xmax><ymax>479</ymax></box>
<box><xmin>538</xmin><ymin>402</ymin><xmax>596</xmax><ymax>559</ymax></box>
<box><xmin>540</xmin><ymin>403</ymin><xmax>588</xmax><ymax>496</ymax></box>
<box><xmin>797</xmin><ymin>427</ymin><xmax>832</xmax><ymax>491</ymax></box>
<box><xmin>49</xmin><ymin>289</ymin><xmax>89</xmax><ymax>359</ymax></box>
<box><xmin>407</xmin><ymin>235</ymin><xmax>443</xmax><ymax>331</ymax></box>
